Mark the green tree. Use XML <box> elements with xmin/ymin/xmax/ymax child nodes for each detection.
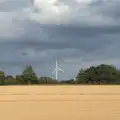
<box><xmin>38</xmin><ymin>77</ymin><xmax>58</xmax><ymax>84</ymax></box>
<box><xmin>0</xmin><ymin>71</ymin><xmax>5</xmax><ymax>85</ymax></box>
<box><xmin>76</xmin><ymin>64</ymin><xmax>118</xmax><ymax>84</ymax></box>
<box><xmin>115</xmin><ymin>69</ymin><xmax>120</xmax><ymax>84</ymax></box>
<box><xmin>6</xmin><ymin>75</ymin><xmax>18</xmax><ymax>85</ymax></box>
<box><xmin>76</xmin><ymin>68</ymin><xmax>87</xmax><ymax>84</ymax></box>
<box><xmin>22</xmin><ymin>65</ymin><xmax>38</xmax><ymax>84</ymax></box>
<box><xmin>95</xmin><ymin>64</ymin><xmax>117</xmax><ymax>84</ymax></box>
<box><xmin>16</xmin><ymin>75</ymin><xmax>24</xmax><ymax>84</ymax></box>
<box><xmin>60</xmin><ymin>79</ymin><xmax>75</xmax><ymax>84</ymax></box>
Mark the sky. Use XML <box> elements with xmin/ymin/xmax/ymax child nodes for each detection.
<box><xmin>0</xmin><ymin>0</ymin><xmax>120</xmax><ymax>80</ymax></box>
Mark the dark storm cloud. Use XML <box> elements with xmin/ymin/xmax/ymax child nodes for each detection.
<box><xmin>1</xmin><ymin>24</ymin><xmax>119</xmax><ymax>52</ymax></box>
<box><xmin>0</xmin><ymin>22</ymin><xmax>120</xmax><ymax>61</ymax></box>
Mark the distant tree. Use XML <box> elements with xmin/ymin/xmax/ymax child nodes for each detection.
<box><xmin>16</xmin><ymin>75</ymin><xmax>23</xmax><ymax>84</ymax></box>
<box><xmin>0</xmin><ymin>71</ymin><xmax>5</xmax><ymax>85</ymax></box>
<box><xmin>76</xmin><ymin>64</ymin><xmax>118</xmax><ymax>84</ymax></box>
<box><xmin>76</xmin><ymin>68</ymin><xmax>87</xmax><ymax>84</ymax></box>
<box><xmin>5</xmin><ymin>75</ymin><xmax>18</xmax><ymax>85</ymax></box>
<box><xmin>95</xmin><ymin>64</ymin><xmax>117</xmax><ymax>84</ymax></box>
<box><xmin>60</xmin><ymin>79</ymin><xmax>75</xmax><ymax>84</ymax></box>
<box><xmin>22</xmin><ymin>65</ymin><xmax>38</xmax><ymax>84</ymax></box>
<box><xmin>38</xmin><ymin>77</ymin><xmax>58</xmax><ymax>84</ymax></box>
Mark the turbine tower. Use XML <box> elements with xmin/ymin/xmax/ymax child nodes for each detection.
<box><xmin>52</xmin><ymin>60</ymin><xmax>64</xmax><ymax>80</ymax></box>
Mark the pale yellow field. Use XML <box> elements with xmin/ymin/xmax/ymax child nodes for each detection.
<box><xmin>0</xmin><ymin>85</ymin><xmax>120</xmax><ymax>120</ymax></box>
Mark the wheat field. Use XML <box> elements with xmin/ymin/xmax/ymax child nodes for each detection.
<box><xmin>0</xmin><ymin>85</ymin><xmax>120</xmax><ymax>120</ymax></box>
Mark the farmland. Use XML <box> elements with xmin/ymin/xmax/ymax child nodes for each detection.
<box><xmin>0</xmin><ymin>85</ymin><xmax>120</xmax><ymax>120</ymax></box>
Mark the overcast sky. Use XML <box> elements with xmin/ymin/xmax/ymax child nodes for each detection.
<box><xmin>0</xmin><ymin>0</ymin><xmax>120</xmax><ymax>80</ymax></box>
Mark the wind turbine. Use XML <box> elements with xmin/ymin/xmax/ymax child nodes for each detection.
<box><xmin>52</xmin><ymin>60</ymin><xmax>64</xmax><ymax>80</ymax></box>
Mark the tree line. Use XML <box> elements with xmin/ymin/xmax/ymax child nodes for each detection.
<box><xmin>0</xmin><ymin>64</ymin><xmax>120</xmax><ymax>85</ymax></box>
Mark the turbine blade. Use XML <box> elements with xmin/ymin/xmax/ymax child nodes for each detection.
<box><xmin>52</xmin><ymin>69</ymin><xmax>57</xmax><ymax>74</ymax></box>
<box><xmin>58</xmin><ymin>68</ymin><xmax>64</xmax><ymax>72</ymax></box>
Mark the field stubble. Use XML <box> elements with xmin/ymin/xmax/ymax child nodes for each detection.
<box><xmin>0</xmin><ymin>85</ymin><xmax>120</xmax><ymax>120</ymax></box>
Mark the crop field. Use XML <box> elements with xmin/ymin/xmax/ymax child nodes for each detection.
<box><xmin>0</xmin><ymin>85</ymin><xmax>120</xmax><ymax>120</ymax></box>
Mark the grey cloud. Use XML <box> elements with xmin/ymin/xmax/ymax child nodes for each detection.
<box><xmin>0</xmin><ymin>0</ymin><xmax>32</xmax><ymax>12</ymax></box>
<box><xmin>89</xmin><ymin>0</ymin><xmax>120</xmax><ymax>20</ymax></box>
<box><xmin>16</xmin><ymin>25</ymin><xmax>120</xmax><ymax>52</ymax></box>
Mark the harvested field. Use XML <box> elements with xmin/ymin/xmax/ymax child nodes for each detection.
<box><xmin>0</xmin><ymin>85</ymin><xmax>120</xmax><ymax>120</ymax></box>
